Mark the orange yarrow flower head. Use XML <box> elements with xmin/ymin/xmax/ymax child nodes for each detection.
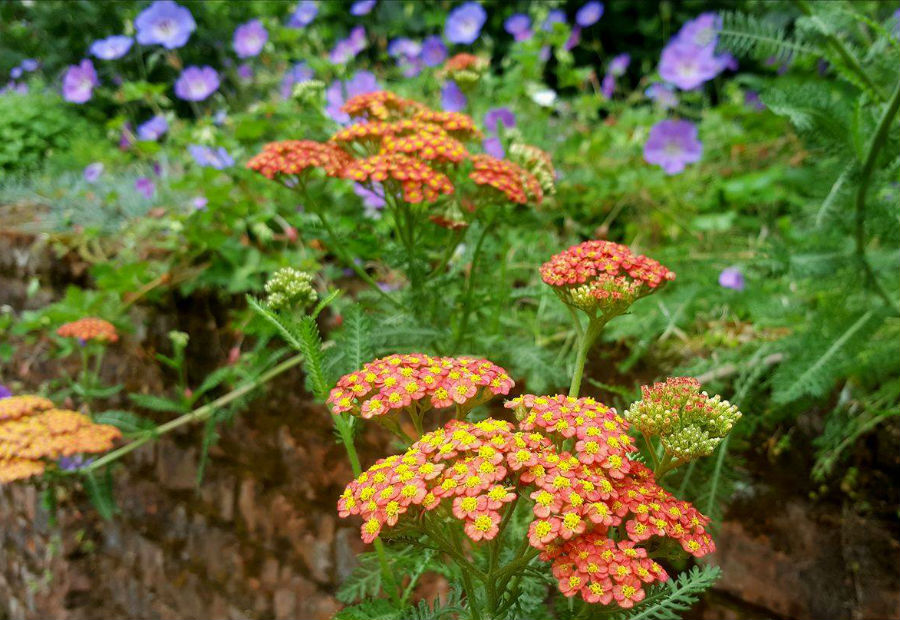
<box><xmin>540</xmin><ymin>240</ymin><xmax>675</xmax><ymax>318</ymax></box>
<box><xmin>441</xmin><ymin>53</ymin><xmax>489</xmax><ymax>87</ymax></box>
<box><xmin>469</xmin><ymin>154</ymin><xmax>543</xmax><ymax>205</ymax></box>
<box><xmin>57</xmin><ymin>317</ymin><xmax>118</xmax><ymax>344</ymax></box>
<box><xmin>338</xmin><ymin>390</ymin><xmax>716</xmax><ymax>609</ymax></box>
<box><xmin>0</xmin><ymin>395</ymin><xmax>121</xmax><ymax>484</ymax></box>
<box><xmin>327</xmin><ymin>353</ymin><xmax>514</xmax><ymax>423</ymax></box>
<box><xmin>340</xmin><ymin>91</ymin><xmax>424</xmax><ymax>122</ymax></box>
<box><xmin>246</xmin><ymin>140</ymin><xmax>352</xmax><ymax>181</ymax></box>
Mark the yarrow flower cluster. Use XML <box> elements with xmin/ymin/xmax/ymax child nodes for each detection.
<box><xmin>540</xmin><ymin>241</ymin><xmax>675</xmax><ymax>318</ymax></box>
<box><xmin>328</xmin><ymin>354</ymin><xmax>514</xmax><ymax>420</ymax></box>
<box><xmin>469</xmin><ymin>154</ymin><xmax>543</xmax><ymax>205</ymax></box>
<box><xmin>249</xmin><ymin>91</ymin><xmax>544</xmax><ymax>219</ymax></box>
<box><xmin>508</xmin><ymin>143</ymin><xmax>557</xmax><ymax>196</ymax></box>
<box><xmin>625</xmin><ymin>377</ymin><xmax>742</xmax><ymax>465</ymax></box>
<box><xmin>0</xmin><ymin>396</ymin><xmax>121</xmax><ymax>484</ymax></box>
<box><xmin>338</xmin><ymin>389</ymin><xmax>716</xmax><ymax>607</ymax></box>
<box><xmin>264</xmin><ymin>268</ymin><xmax>317</xmax><ymax>311</ymax></box>
<box><xmin>56</xmin><ymin>317</ymin><xmax>119</xmax><ymax>343</ymax></box>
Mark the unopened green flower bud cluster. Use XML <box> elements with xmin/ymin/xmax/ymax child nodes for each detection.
<box><xmin>509</xmin><ymin>143</ymin><xmax>556</xmax><ymax>196</ymax></box>
<box><xmin>292</xmin><ymin>79</ymin><xmax>325</xmax><ymax>104</ymax></box>
<box><xmin>625</xmin><ymin>377</ymin><xmax>741</xmax><ymax>465</ymax></box>
<box><xmin>264</xmin><ymin>268</ymin><xmax>317</xmax><ymax>311</ymax></box>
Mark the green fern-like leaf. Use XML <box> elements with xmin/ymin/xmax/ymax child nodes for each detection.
<box><xmin>628</xmin><ymin>565</ymin><xmax>722</xmax><ymax>620</ymax></box>
<box><xmin>334</xmin><ymin>599</ymin><xmax>405</xmax><ymax>620</ymax></box>
<box><xmin>718</xmin><ymin>11</ymin><xmax>815</xmax><ymax>65</ymax></box>
<box><xmin>771</xmin><ymin>309</ymin><xmax>879</xmax><ymax>404</ymax></box>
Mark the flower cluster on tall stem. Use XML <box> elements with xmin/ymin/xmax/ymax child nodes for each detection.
<box><xmin>247</xmin><ymin>91</ymin><xmax>547</xmax><ymax>310</ymax></box>
<box><xmin>540</xmin><ymin>241</ymin><xmax>675</xmax><ymax>396</ymax></box>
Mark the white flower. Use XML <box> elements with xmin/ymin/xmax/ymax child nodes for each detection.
<box><xmin>531</xmin><ymin>89</ymin><xmax>557</xmax><ymax>107</ymax></box>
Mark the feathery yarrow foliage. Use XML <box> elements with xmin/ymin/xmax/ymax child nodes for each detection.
<box><xmin>264</xmin><ymin>267</ymin><xmax>317</xmax><ymax>311</ymax></box>
<box><xmin>338</xmin><ymin>388</ymin><xmax>715</xmax><ymax>608</ymax></box>
<box><xmin>56</xmin><ymin>317</ymin><xmax>119</xmax><ymax>343</ymax></box>
<box><xmin>541</xmin><ymin>240</ymin><xmax>675</xmax><ymax>319</ymax></box>
<box><xmin>625</xmin><ymin>377</ymin><xmax>742</xmax><ymax>465</ymax></box>
<box><xmin>0</xmin><ymin>395</ymin><xmax>121</xmax><ymax>483</ymax></box>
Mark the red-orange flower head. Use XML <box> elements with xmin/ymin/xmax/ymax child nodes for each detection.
<box><xmin>412</xmin><ymin>109</ymin><xmax>483</xmax><ymax>141</ymax></box>
<box><xmin>327</xmin><ymin>353</ymin><xmax>514</xmax><ymax>420</ymax></box>
<box><xmin>56</xmin><ymin>317</ymin><xmax>118</xmax><ymax>343</ymax></box>
<box><xmin>0</xmin><ymin>395</ymin><xmax>122</xmax><ymax>484</ymax></box>
<box><xmin>341</xmin><ymin>152</ymin><xmax>454</xmax><ymax>204</ymax></box>
<box><xmin>246</xmin><ymin>140</ymin><xmax>352</xmax><ymax>180</ymax></box>
<box><xmin>381</xmin><ymin>125</ymin><xmax>468</xmax><ymax>165</ymax></box>
<box><xmin>540</xmin><ymin>240</ymin><xmax>675</xmax><ymax>318</ymax></box>
<box><xmin>340</xmin><ymin>91</ymin><xmax>424</xmax><ymax>121</ymax></box>
<box><xmin>338</xmin><ymin>391</ymin><xmax>716</xmax><ymax>608</ymax></box>
<box><xmin>469</xmin><ymin>154</ymin><xmax>543</xmax><ymax>205</ymax></box>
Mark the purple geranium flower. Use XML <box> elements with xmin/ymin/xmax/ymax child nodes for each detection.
<box><xmin>388</xmin><ymin>38</ymin><xmax>422</xmax><ymax>58</ymax></box>
<box><xmin>10</xmin><ymin>67</ymin><xmax>22</xmax><ymax>79</ymax></box>
<box><xmin>441</xmin><ymin>81</ymin><xmax>467</xmax><ymax>112</ymax></box>
<box><xmin>718</xmin><ymin>267</ymin><xmax>745</xmax><ymax>291</ymax></box>
<box><xmin>575</xmin><ymin>2</ymin><xmax>604</xmax><ymax>27</ymax></box>
<box><xmin>188</xmin><ymin>144</ymin><xmax>234</xmax><ymax>169</ymax></box>
<box><xmin>58</xmin><ymin>455</ymin><xmax>94</xmax><ymax>471</ymax></box>
<box><xmin>325</xmin><ymin>71</ymin><xmax>379</xmax><ymax>123</ymax></box>
<box><xmin>280</xmin><ymin>62</ymin><xmax>314</xmax><ymax>98</ymax></box>
<box><xmin>601</xmin><ymin>74</ymin><xmax>615</xmax><ymax>98</ymax></box>
<box><xmin>564</xmin><ymin>26</ymin><xmax>581</xmax><ymax>51</ymax></box>
<box><xmin>233</xmin><ymin>19</ymin><xmax>268</xmax><ymax>58</ymax></box>
<box><xmin>542</xmin><ymin>9</ymin><xmax>566</xmax><ymax>31</ymax></box>
<box><xmin>90</xmin><ymin>35</ymin><xmax>133</xmax><ymax>60</ymax></box>
<box><xmin>351</xmin><ymin>0</ymin><xmax>376</xmax><ymax>16</ymax></box>
<box><xmin>288</xmin><ymin>0</ymin><xmax>318</xmax><ymax>27</ymax></box>
<box><xmin>608</xmin><ymin>53</ymin><xmax>630</xmax><ymax>77</ymax></box>
<box><xmin>483</xmin><ymin>136</ymin><xmax>505</xmax><ymax>159</ymax></box>
<box><xmin>445</xmin><ymin>2</ymin><xmax>487</xmax><ymax>45</ymax></box>
<box><xmin>330</xmin><ymin>26</ymin><xmax>367</xmax><ymax>64</ymax></box>
<box><xmin>174</xmin><ymin>66</ymin><xmax>219</xmax><ymax>101</ymax></box>
<box><xmin>484</xmin><ymin>107</ymin><xmax>515</xmax><ymax>134</ymax></box>
<box><xmin>504</xmin><ymin>14</ymin><xmax>532</xmax><ymax>41</ymax></box>
<box><xmin>658</xmin><ymin>40</ymin><xmax>721</xmax><ymax>90</ymax></box>
<box><xmin>744</xmin><ymin>90</ymin><xmax>765</xmax><ymax>111</ymax></box>
<box><xmin>421</xmin><ymin>36</ymin><xmax>448</xmax><ymax>67</ymax></box>
<box><xmin>192</xmin><ymin>196</ymin><xmax>208</xmax><ymax>210</ymax></box>
<box><xmin>353</xmin><ymin>182</ymin><xmax>385</xmax><ymax>216</ymax></box>
<box><xmin>135</xmin><ymin>1</ymin><xmax>196</xmax><ymax>49</ymax></box>
<box><xmin>0</xmin><ymin>385</ymin><xmax>10</xmax><ymax>399</ymax></box>
<box><xmin>677</xmin><ymin>12</ymin><xmax>720</xmax><ymax>48</ymax></box>
<box><xmin>62</xmin><ymin>59</ymin><xmax>98</xmax><ymax>103</ymax></box>
<box><xmin>90</xmin><ymin>151</ymin><xmax>111</xmax><ymax>171</ymax></box>
<box><xmin>135</xmin><ymin>177</ymin><xmax>155</xmax><ymax>199</ymax></box>
<box><xmin>20</xmin><ymin>59</ymin><xmax>39</xmax><ymax>72</ymax></box>
<box><xmin>645</xmin><ymin>82</ymin><xmax>678</xmax><ymax>109</ymax></box>
<box><xmin>643</xmin><ymin>119</ymin><xmax>703</xmax><ymax>175</ymax></box>
<box><xmin>237</xmin><ymin>64</ymin><xmax>254</xmax><ymax>80</ymax></box>
<box><xmin>137</xmin><ymin>115</ymin><xmax>168</xmax><ymax>141</ymax></box>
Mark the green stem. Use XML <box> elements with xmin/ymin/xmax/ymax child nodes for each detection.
<box><xmin>334</xmin><ymin>412</ymin><xmax>402</xmax><ymax>606</ymax></box>
<box><xmin>569</xmin><ymin>318</ymin><xmax>603</xmax><ymax>397</ymax></box>
<box><xmin>300</xmin><ymin>184</ymin><xmax>403</xmax><ymax>310</ymax></box>
<box><xmin>452</xmin><ymin>214</ymin><xmax>497</xmax><ymax>350</ymax></box>
<box><xmin>84</xmin><ymin>353</ymin><xmax>306</xmax><ymax>472</ymax></box>
<box><xmin>852</xmin><ymin>77</ymin><xmax>900</xmax><ymax>314</ymax></box>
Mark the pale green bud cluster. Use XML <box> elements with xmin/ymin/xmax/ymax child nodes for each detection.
<box><xmin>509</xmin><ymin>143</ymin><xmax>556</xmax><ymax>196</ymax></box>
<box><xmin>264</xmin><ymin>268</ymin><xmax>317</xmax><ymax>311</ymax></box>
<box><xmin>625</xmin><ymin>377</ymin><xmax>741</xmax><ymax>465</ymax></box>
<box><xmin>292</xmin><ymin>79</ymin><xmax>325</xmax><ymax>104</ymax></box>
